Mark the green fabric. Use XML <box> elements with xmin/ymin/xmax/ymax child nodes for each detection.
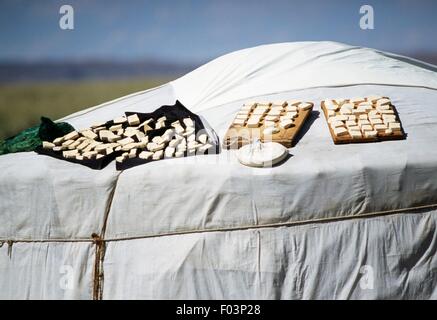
<box><xmin>0</xmin><ymin>117</ymin><xmax>75</xmax><ymax>155</ymax></box>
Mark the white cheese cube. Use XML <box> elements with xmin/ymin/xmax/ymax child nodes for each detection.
<box><xmin>113</xmin><ymin>116</ymin><xmax>127</xmax><ymax>124</ymax></box>
<box><xmin>152</xmin><ymin>150</ymin><xmax>164</xmax><ymax>160</ymax></box>
<box><xmin>279</xmin><ymin>119</ymin><xmax>294</xmax><ymax>129</ymax></box>
<box><xmin>389</xmin><ymin>122</ymin><xmax>401</xmax><ymax>130</ymax></box>
<box><xmin>298</xmin><ymin>102</ymin><xmax>312</xmax><ymax>111</ymax></box>
<box><xmin>364</xmin><ymin>130</ymin><xmax>378</xmax><ymax>138</ymax></box>
<box><xmin>233</xmin><ymin>118</ymin><xmax>246</xmax><ymax>126</ymax></box>
<box><xmin>127</xmin><ymin>114</ymin><xmax>140</xmax><ymax>126</ymax></box>
<box><xmin>333</xmin><ymin>127</ymin><xmax>348</xmax><ymax>136</ymax></box>
<box><xmin>139</xmin><ymin>151</ymin><xmax>153</xmax><ymax>160</ymax></box>
<box><xmin>42</xmin><ymin>141</ymin><xmax>55</xmax><ymax>149</ymax></box>
<box><xmin>64</xmin><ymin>131</ymin><xmax>79</xmax><ymax>141</ymax></box>
<box><xmin>81</xmin><ymin>130</ymin><xmax>98</xmax><ymax>140</ymax></box>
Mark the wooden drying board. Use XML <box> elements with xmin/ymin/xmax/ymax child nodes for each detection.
<box><xmin>223</xmin><ymin>103</ymin><xmax>314</xmax><ymax>149</ymax></box>
<box><xmin>321</xmin><ymin>101</ymin><xmax>406</xmax><ymax>144</ymax></box>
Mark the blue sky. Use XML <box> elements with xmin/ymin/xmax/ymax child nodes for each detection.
<box><xmin>1</xmin><ymin>0</ymin><xmax>436</xmax><ymax>63</ymax></box>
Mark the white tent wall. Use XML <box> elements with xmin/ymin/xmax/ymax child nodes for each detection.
<box><xmin>0</xmin><ymin>242</ymin><xmax>94</xmax><ymax>299</ymax></box>
<box><xmin>1</xmin><ymin>42</ymin><xmax>437</xmax><ymax>299</ymax></box>
<box><xmin>102</xmin><ymin>211</ymin><xmax>437</xmax><ymax>300</ymax></box>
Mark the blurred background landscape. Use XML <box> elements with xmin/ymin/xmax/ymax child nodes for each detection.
<box><xmin>1</xmin><ymin>0</ymin><xmax>437</xmax><ymax>139</ymax></box>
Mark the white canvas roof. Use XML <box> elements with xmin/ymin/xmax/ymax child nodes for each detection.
<box><xmin>1</xmin><ymin>42</ymin><xmax>436</xmax><ymax>299</ymax></box>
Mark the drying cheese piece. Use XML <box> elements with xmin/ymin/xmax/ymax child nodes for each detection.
<box><xmin>62</xmin><ymin>150</ymin><xmax>78</xmax><ymax>159</ymax></box>
<box><xmin>183</xmin><ymin>127</ymin><xmax>195</xmax><ymax>136</ymax></box>
<box><xmin>233</xmin><ymin>118</ymin><xmax>246</xmax><ymax>126</ymax></box>
<box><xmin>348</xmin><ymin>115</ymin><xmax>356</xmax><ymax>121</ymax></box>
<box><xmin>122</xmin><ymin>143</ymin><xmax>138</xmax><ymax>151</ymax></box>
<box><xmin>183</xmin><ymin>118</ymin><xmax>194</xmax><ymax>127</ymax></box>
<box><xmin>334</xmin><ymin>98</ymin><xmax>346</xmax><ymax>105</ymax></box>
<box><xmin>370</xmin><ymin>118</ymin><xmax>383</xmax><ymax>125</ymax></box>
<box><xmin>53</xmin><ymin>137</ymin><xmax>64</xmax><ymax>145</ymax></box>
<box><xmin>385</xmin><ymin>129</ymin><xmax>393</xmax><ymax>135</ymax></box>
<box><xmin>345</xmin><ymin>120</ymin><xmax>357</xmax><ymax>128</ymax></box>
<box><xmin>284</xmin><ymin>112</ymin><xmax>298</xmax><ymax>119</ymax></box>
<box><xmin>376</xmin><ymin>98</ymin><xmax>391</xmax><ymax>106</ymax></box>
<box><xmin>175</xmin><ymin>151</ymin><xmax>184</xmax><ymax>158</ymax></box>
<box><xmin>331</xmin><ymin>121</ymin><xmax>345</xmax><ymax>128</ymax></box>
<box><xmin>152</xmin><ymin>150</ymin><xmax>164</xmax><ymax>160</ymax></box>
<box><xmin>339</xmin><ymin>106</ymin><xmax>352</xmax><ymax>115</ymax></box>
<box><xmin>298</xmin><ymin>102</ymin><xmax>312</xmax><ymax>111</ymax></box>
<box><xmin>147</xmin><ymin>142</ymin><xmax>165</xmax><ymax>152</ymax></box>
<box><xmin>358</xmin><ymin>120</ymin><xmax>370</xmax><ymax>126</ymax></box>
<box><xmin>272</xmin><ymin>101</ymin><xmax>287</xmax><ymax>107</ymax></box>
<box><xmin>198</xmin><ymin>134</ymin><xmax>209</xmax><ymax>144</ymax></box>
<box><xmin>253</xmin><ymin>108</ymin><xmax>268</xmax><ymax>115</ymax></box>
<box><xmin>83</xmin><ymin>151</ymin><xmax>97</xmax><ymax>160</ymax></box>
<box><xmin>374</xmin><ymin>124</ymin><xmax>387</xmax><ymax>131</ymax></box>
<box><xmin>341</xmin><ymin>103</ymin><xmax>354</xmax><ymax>110</ymax></box>
<box><xmin>264</xmin><ymin>115</ymin><xmax>279</xmax><ymax>122</ymax></box>
<box><xmin>116</xmin><ymin>154</ymin><xmax>127</xmax><ymax>163</ymax></box>
<box><xmin>263</xmin><ymin>126</ymin><xmax>280</xmax><ymax>135</ymax></box>
<box><xmin>361</xmin><ymin>124</ymin><xmax>373</xmax><ymax>132</ymax></box>
<box><xmin>43</xmin><ymin>141</ymin><xmax>55</xmax><ymax>149</ymax></box>
<box><xmin>113</xmin><ymin>116</ymin><xmax>127</xmax><ymax>124</ymax></box>
<box><xmin>64</xmin><ymin>131</ymin><xmax>79</xmax><ymax>141</ymax></box>
<box><xmin>366</xmin><ymin>95</ymin><xmax>383</xmax><ymax>103</ymax></box>
<box><xmin>364</xmin><ymin>130</ymin><xmax>378</xmax><ymax>138</ymax></box>
<box><xmin>389</xmin><ymin>122</ymin><xmax>401</xmax><ymax>130</ymax></box>
<box><xmin>92</xmin><ymin>126</ymin><xmax>105</xmax><ymax>133</ymax></box>
<box><xmin>164</xmin><ymin>147</ymin><xmax>175</xmax><ymax>158</ymax></box>
<box><xmin>285</xmin><ymin>105</ymin><xmax>298</xmax><ymax>112</ymax></box>
<box><xmin>264</xmin><ymin>121</ymin><xmax>276</xmax><ymax>127</ymax></box>
<box><xmin>84</xmin><ymin>141</ymin><xmax>101</xmax><ymax>153</ymax></box>
<box><xmin>90</xmin><ymin>122</ymin><xmax>106</xmax><ymax>129</ymax></box>
<box><xmin>257</xmin><ymin>101</ymin><xmax>272</xmax><ymax>106</ymax></box>
<box><xmin>198</xmin><ymin>143</ymin><xmax>213</xmax><ymax>153</ymax></box>
<box><xmin>109</xmin><ymin>124</ymin><xmax>122</xmax><ymax>132</ymax></box>
<box><xmin>139</xmin><ymin>151</ymin><xmax>153</xmax><ymax>160</ymax></box>
<box><xmin>376</xmin><ymin>104</ymin><xmax>390</xmax><ymax>111</ymax></box>
<box><xmin>380</xmin><ymin>109</ymin><xmax>395</xmax><ymax>115</ymax></box>
<box><xmin>325</xmin><ymin>103</ymin><xmax>339</xmax><ymax>111</ymax></box>
<box><xmin>123</xmin><ymin>128</ymin><xmax>138</xmax><ymax>138</ymax></box>
<box><xmin>353</xmin><ymin>108</ymin><xmax>366</xmax><ymax>115</ymax></box>
<box><xmin>62</xmin><ymin>140</ymin><xmax>75</xmax><ymax>147</ymax></box>
<box><xmin>333</xmin><ymin>127</ymin><xmax>348</xmax><ymax>136</ymax></box>
<box><xmin>349</xmin><ymin>130</ymin><xmax>362</xmax><ymax>139</ymax></box>
<box><xmin>118</xmin><ymin>137</ymin><xmax>135</xmax><ymax>146</ymax></box>
<box><xmin>279</xmin><ymin>119</ymin><xmax>294</xmax><ymax>129</ymax></box>
<box><xmin>267</xmin><ymin>109</ymin><xmax>282</xmax><ymax>116</ymax></box>
<box><xmin>327</xmin><ymin>110</ymin><xmax>336</xmax><ymax>117</ymax></box>
<box><xmin>237</xmin><ymin>110</ymin><xmax>250</xmax><ymax>116</ymax></box>
<box><xmin>80</xmin><ymin>130</ymin><xmax>98</xmax><ymax>140</ymax></box>
<box><xmin>127</xmin><ymin>114</ymin><xmax>140</xmax><ymax>126</ymax></box>
<box><xmin>368</xmin><ymin>113</ymin><xmax>381</xmax><ymax>119</ymax></box>
<box><xmin>247</xmin><ymin>117</ymin><xmax>261</xmax><ymax>128</ymax></box>
<box><xmin>287</xmin><ymin>99</ymin><xmax>301</xmax><ymax>106</ymax></box>
<box><xmin>359</xmin><ymin>114</ymin><xmax>368</xmax><ymax>120</ymax></box>
<box><xmin>128</xmin><ymin>148</ymin><xmax>137</xmax><ymax>158</ymax></box>
<box><xmin>77</xmin><ymin>140</ymin><xmax>91</xmax><ymax>151</ymax></box>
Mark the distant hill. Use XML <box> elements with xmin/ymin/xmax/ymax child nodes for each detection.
<box><xmin>0</xmin><ymin>52</ymin><xmax>436</xmax><ymax>84</ymax></box>
<box><xmin>0</xmin><ymin>59</ymin><xmax>200</xmax><ymax>83</ymax></box>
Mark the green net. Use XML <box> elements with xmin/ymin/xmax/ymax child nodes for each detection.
<box><xmin>0</xmin><ymin>117</ymin><xmax>75</xmax><ymax>155</ymax></box>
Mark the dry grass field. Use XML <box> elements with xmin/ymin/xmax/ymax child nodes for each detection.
<box><xmin>0</xmin><ymin>77</ymin><xmax>171</xmax><ymax>140</ymax></box>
